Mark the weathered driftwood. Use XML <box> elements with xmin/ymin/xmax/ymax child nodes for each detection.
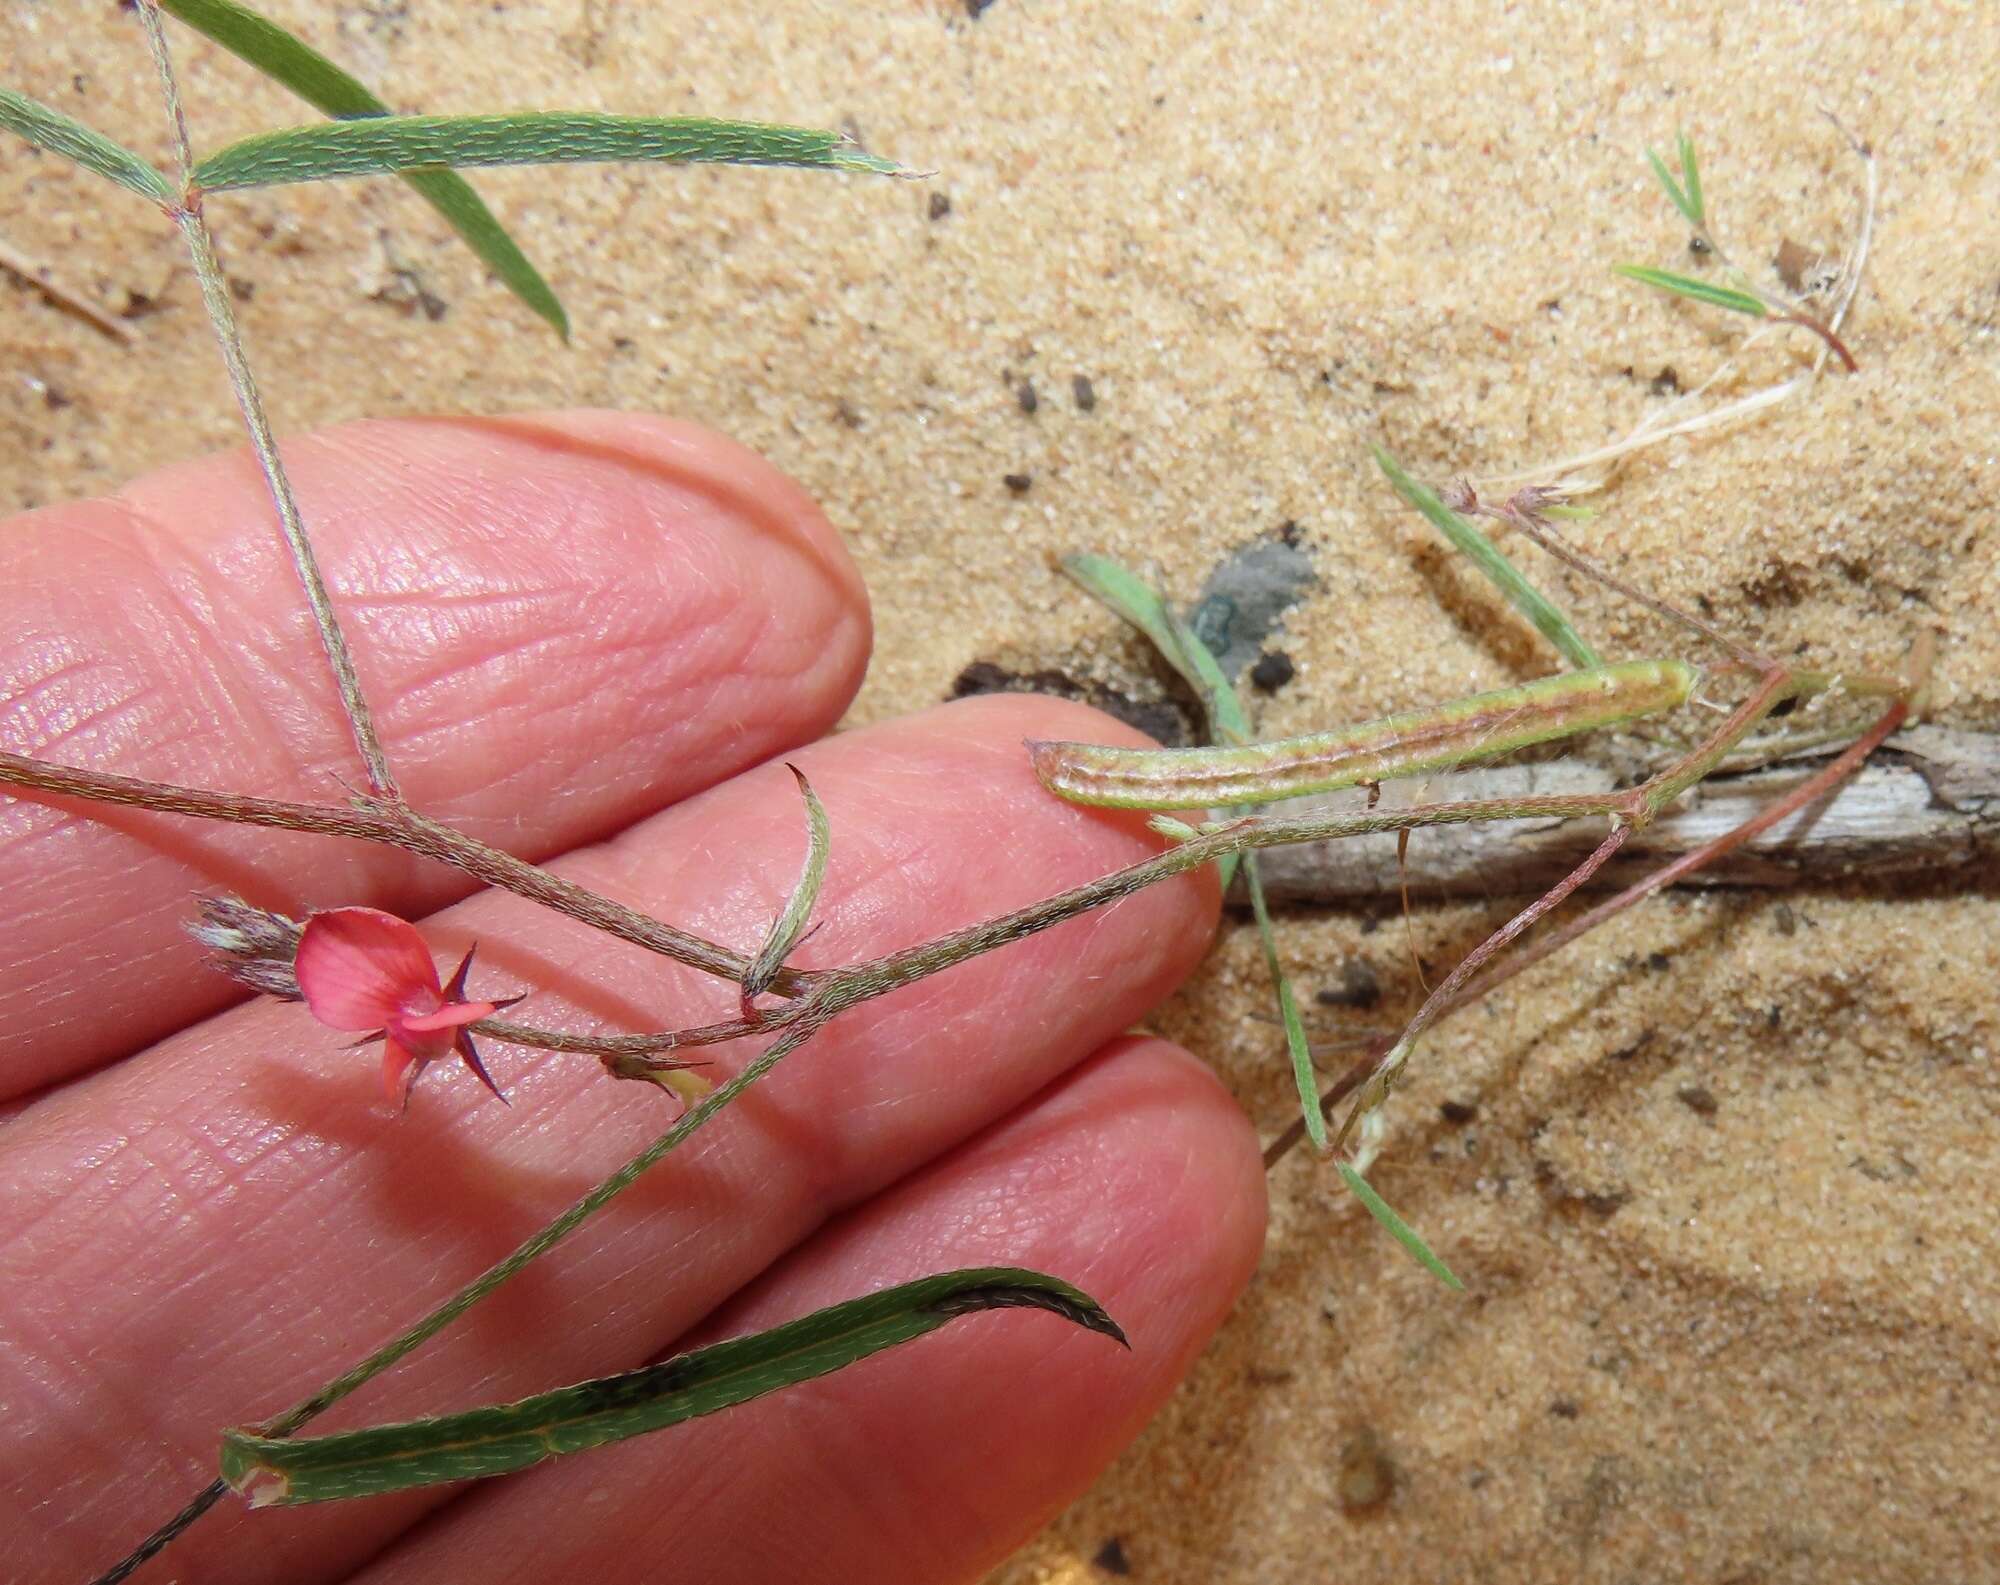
<box><xmin>1238</xmin><ymin>726</ymin><xmax>2000</xmax><ymax>903</ymax></box>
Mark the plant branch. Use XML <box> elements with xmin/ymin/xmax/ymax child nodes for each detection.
<box><xmin>0</xmin><ymin>750</ymin><xmax>800</xmax><ymax>995</ymax></box>
<box><xmin>137</xmin><ymin>0</ymin><xmax>399</xmax><ymax>798</ymax></box>
<box><xmin>1331</xmin><ymin>821</ymin><xmax>1633</xmax><ymax>1151</ymax></box>
<box><xmin>1265</xmin><ymin>684</ymin><xmax>1917</xmax><ymax>1174</ymax></box>
<box><xmin>1452</xmin><ymin>689</ymin><xmax>1913</xmax><ymax>1010</ymax></box>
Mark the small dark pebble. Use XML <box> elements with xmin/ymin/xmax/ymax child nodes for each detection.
<box><xmin>1017</xmin><ymin>379</ymin><xmax>1038</xmax><ymax>415</ymax></box>
<box><xmin>1549</xmin><ymin>1398</ymin><xmax>1582</xmax><ymax>1420</ymax></box>
<box><xmin>1648</xmin><ymin>365</ymin><xmax>1681</xmax><ymax>396</ymax></box>
<box><xmin>1092</xmin><ymin>1537</ymin><xmax>1131</xmax><ymax>1576</ymax></box>
<box><xmin>1646</xmin><ymin>951</ymin><xmax>1670</xmax><ymax>972</ymax></box>
<box><xmin>1439</xmin><ymin>1099</ymin><xmax>1478</xmax><ymax>1125</ymax></box>
<box><xmin>927</xmin><ymin>191</ymin><xmax>952</xmax><ymax>221</ymax></box>
<box><xmin>42</xmin><ymin>385</ymin><xmax>73</xmax><ymax>412</ymax></box>
<box><xmin>1072</xmin><ymin>373</ymin><xmax>1097</xmax><ymax>411</ymax></box>
<box><xmin>1771</xmin><ymin>901</ymin><xmax>1798</xmax><ymax>937</ymax></box>
<box><xmin>1277</xmin><ymin>517</ymin><xmax>1302</xmax><ymax>546</ymax></box>
<box><xmin>1676</xmin><ymin>1085</ymin><xmax>1719</xmax><ymax>1116</ymax></box>
<box><xmin>966</xmin><ymin>0</ymin><xmax>999</xmax><ymax>16</ymax></box>
<box><xmin>1315</xmin><ymin>958</ymin><xmax>1381</xmax><ymax>1010</ymax></box>
<box><xmin>1002</xmin><ymin>472</ymin><xmax>1033</xmax><ymax>495</ymax></box>
<box><xmin>1688</xmin><ymin>234</ymin><xmax>1711</xmax><ymax>256</ymax></box>
<box><xmin>1338</xmin><ymin>1428</ymin><xmax>1395</xmax><ymax>1513</ymax></box>
<box><xmin>1249</xmin><ymin>650</ymin><xmax>1295</xmax><ymax>692</ymax></box>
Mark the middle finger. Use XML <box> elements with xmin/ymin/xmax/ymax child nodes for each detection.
<box><xmin>1</xmin><ymin>693</ymin><xmax>1218</xmax><ymax>1584</ymax></box>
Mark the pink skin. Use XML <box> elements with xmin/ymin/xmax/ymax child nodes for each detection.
<box><xmin>0</xmin><ymin>415</ymin><xmax>1267</xmax><ymax>1585</ymax></box>
<box><xmin>292</xmin><ymin>908</ymin><xmax>511</xmax><ymax>1102</ymax></box>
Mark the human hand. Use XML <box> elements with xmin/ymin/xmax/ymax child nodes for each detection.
<box><xmin>0</xmin><ymin>412</ymin><xmax>1266</xmax><ymax>1584</ymax></box>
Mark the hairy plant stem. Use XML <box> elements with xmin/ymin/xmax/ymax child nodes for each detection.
<box><xmin>137</xmin><ymin>0</ymin><xmax>399</xmax><ymax>798</ymax></box>
<box><xmin>1263</xmin><ymin>685</ymin><xmax>1914</xmax><ymax>1171</ymax></box>
<box><xmin>0</xmin><ymin>656</ymin><xmax>1858</xmax><ymax>1066</ymax></box>
<box><xmin>0</xmin><ymin>751</ymin><xmax>801</xmax><ymax>996</ymax></box>
<box><xmin>1332</xmin><ymin>822</ymin><xmax>1633</xmax><ymax>1150</ymax></box>
<box><xmin>1452</xmin><ymin>688</ymin><xmax>1913</xmax><ymax>1010</ymax></box>
<box><xmin>1317</xmin><ymin>657</ymin><xmax>1811</xmax><ymax>1149</ymax></box>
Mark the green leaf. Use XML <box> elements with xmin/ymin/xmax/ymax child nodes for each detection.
<box><xmin>1059</xmin><ymin>553</ymin><xmax>1246</xmax><ymax>886</ymax></box>
<box><xmin>221</xmin><ymin>1267</ymin><xmax>1122</xmax><ymax>1505</ymax></box>
<box><xmin>1337</xmin><ymin>1161</ymin><xmax>1464</xmax><ymax>1290</ymax></box>
<box><xmin>161</xmin><ymin>0</ymin><xmax>391</xmax><ymax>119</ymax></box>
<box><xmin>1060</xmin><ymin>553</ymin><xmax>1202</xmax><ymax>683</ymax></box>
<box><xmin>743</xmin><ymin>765</ymin><xmax>830</xmax><ymax>998</ymax></box>
<box><xmin>1372</xmin><ymin>449</ymin><xmax>1602</xmax><ymax>671</ymax></box>
<box><xmin>0</xmin><ymin>88</ymin><xmax>174</xmax><ymax>203</ymax></box>
<box><xmin>159</xmin><ymin>0</ymin><xmax>568</xmax><ymax>336</ymax></box>
<box><xmin>1245</xmin><ymin>854</ymin><xmax>1323</xmax><ymax>1151</ymax></box>
<box><xmin>1676</xmin><ymin>131</ymin><xmax>1703</xmax><ymax>227</ymax></box>
<box><xmin>194</xmin><ymin>112</ymin><xmax>905</xmax><ymax>193</ymax></box>
<box><xmin>1613</xmin><ymin>264</ymin><xmax>1767</xmax><ymax>319</ymax></box>
<box><xmin>1645</xmin><ymin>144</ymin><xmax>1699</xmax><ymax>226</ymax></box>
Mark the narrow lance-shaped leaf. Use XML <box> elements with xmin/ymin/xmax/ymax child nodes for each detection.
<box><xmin>194</xmin><ymin>112</ymin><xmax>906</xmax><ymax>192</ymax></box>
<box><xmin>1372</xmin><ymin>449</ymin><xmax>1602</xmax><ymax>671</ymax></box>
<box><xmin>1645</xmin><ymin>143</ymin><xmax>1700</xmax><ymax>226</ymax></box>
<box><xmin>158</xmin><ymin>0</ymin><xmax>568</xmax><ymax>335</ymax></box>
<box><xmin>0</xmin><ymin>88</ymin><xmax>174</xmax><ymax>203</ymax></box>
<box><xmin>742</xmin><ymin>765</ymin><xmax>830</xmax><ymax>999</ymax></box>
<box><xmin>1246</xmin><ymin>857</ymin><xmax>1323</xmax><ymax>1152</ymax></box>
<box><xmin>1613</xmin><ymin>264</ymin><xmax>1767</xmax><ymax>319</ymax></box>
<box><xmin>1676</xmin><ymin>131</ymin><xmax>1703</xmax><ymax>227</ymax></box>
<box><xmin>1337</xmin><ymin>1161</ymin><xmax>1464</xmax><ymax>1291</ymax></box>
<box><xmin>219</xmin><ymin>1267</ymin><xmax>1124</xmax><ymax>1505</ymax></box>
<box><xmin>1645</xmin><ymin>145</ymin><xmax>1694</xmax><ymax>224</ymax></box>
<box><xmin>1058</xmin><ymin>553</ymin><xmax>1245</xmax><ymax>886</ymax></box>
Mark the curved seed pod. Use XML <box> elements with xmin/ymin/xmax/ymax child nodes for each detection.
<box><xmin>1028</xmin><ymin>659</ymin><xmax>1696</xmax><ymax>810</ymax></box>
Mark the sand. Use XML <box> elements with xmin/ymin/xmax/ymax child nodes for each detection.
<box><xmin>4</xmin><ymin>2</ymin><xmax>1997</xmax><ymax>1580</ymax></box>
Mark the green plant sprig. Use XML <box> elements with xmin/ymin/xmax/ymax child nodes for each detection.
<box><xmin>0</xmin><ymin>17</ymin><xmax>1923</xmax><ymax>1576</ymax></box>
<box><xmin>1619</xmin><ymin>130</ymin><xmax>1858</xmax><ymax>372</ymax></box>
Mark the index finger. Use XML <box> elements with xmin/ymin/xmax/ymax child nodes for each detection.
<box><xmin>0</xmin><ymin>411</ymin><xmax>870</xmax><ymax>1095</ymax></box>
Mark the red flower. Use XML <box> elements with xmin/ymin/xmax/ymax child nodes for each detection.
<box><xmin>294</xmin><ymin>907</ymin><xmax>519</xmax><ymax>1104</ymax></box>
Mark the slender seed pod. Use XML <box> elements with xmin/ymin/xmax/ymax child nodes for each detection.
<box><xmin>1027</xmin><ymin>659</ymin><xmax>1697</xmax><ymax>810</ymax></box>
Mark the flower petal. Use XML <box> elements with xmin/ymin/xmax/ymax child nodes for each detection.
<box><xmin>295</xmin><ymin>907</ymin><xmax>443</xmax><ymax>1032</ymax></box>
<box><xmin>399</xmin><ymin>1000</ymin><xmax>496</xmax><ymax>1034</ymax></box>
